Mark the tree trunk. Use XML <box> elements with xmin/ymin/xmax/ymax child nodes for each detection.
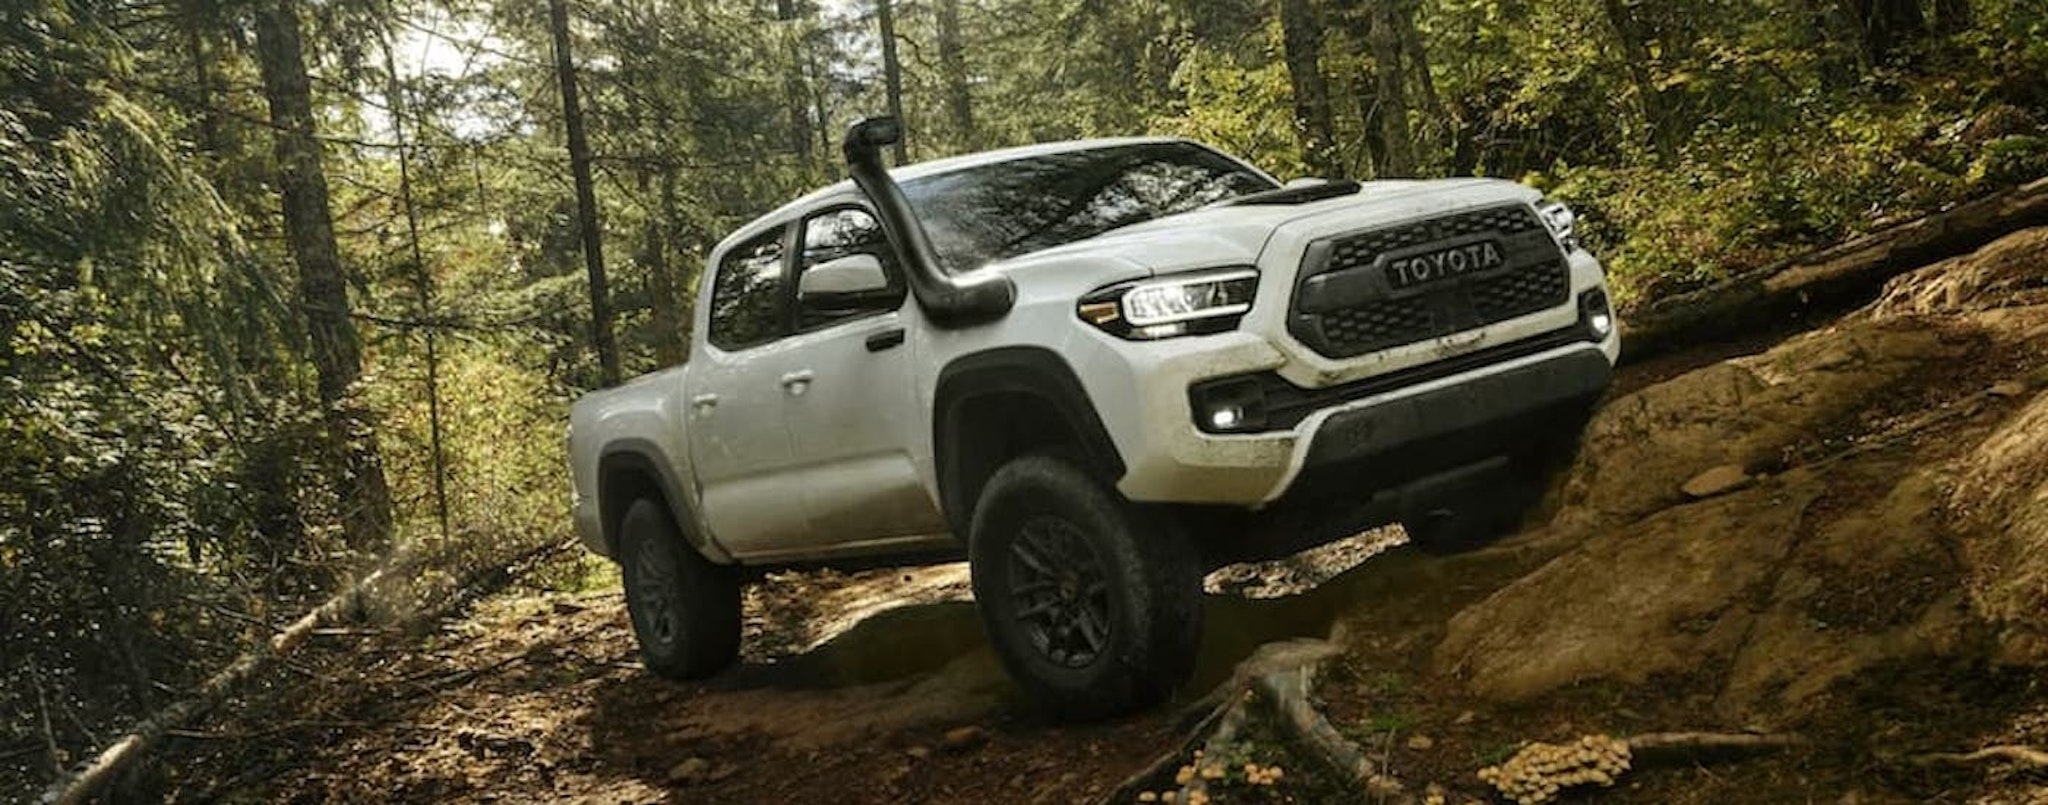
<box><xmin>877</xmin><ymin>0</ymin><xmax>909</xmax><ymax>163</ymax></box>
<box><xmin>1931</xmin><ymin>0</ymin><xmax>1972</xmax><ymax>35</ymax></box>
<box><xmin>1278</xmin><ymin>0</ymin><xmax>1341</xmax><ymax>178</ymax></box>
<box><xmin>809</xmin><ymin>38</ymin><xmax>839</xmax><ymax>181</ymax></box>
<box><xmin>548</xmin><ymin>0</ymin><xmax>621</xmax><ymax>387</ymax></box>
<box><xmin>1393</xmin><ymin>0</ymin><xmax>1443</xmax><ymax>140</ymax></box>
<box><xmin>379</xmin><ymin>28</ymin><xmax>451</xmax><ymax>543</ymax></box>
<box><xmin>1364</xmin><ymin>1</ymin><xmax>1414</xmax><ymax>177</ymax></box>
<box><xmin>936</xmin><ymin>0</ymin><xmax>974</xmax><ymax>151</ymax></box>
<box><xmin>644</xmin><ymin>170</ymin><xmax>687</xmax><ymax>366</ymax></box>
<box><xmin>1848</xmin><ymin>0</ymin><xmax>1929</xmax><ymax>61</ymax></box>
<box><xmin>659</xmin><ymin>173</ymin><xmax>697</xmax><ymax>346</ymax></box>
<box><xmin>1598</xmin><ymin>0</ymin><xmax>1666</xmax><ymax>149</ymax></box>
<box><xmin>250</xmin><ymin>0</ymin><xmax>392</xmax><ymax>553</ymax></box>
<box><xmin>775</xmin><ymin>0</ymin><xmax>817</xmax><ymax>180</ymax></box>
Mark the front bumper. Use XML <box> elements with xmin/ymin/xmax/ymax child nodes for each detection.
<box><xmin>1101</xmin><ymin>272</ymin><xmax>1618</xmax><ymax>506</ymax></box>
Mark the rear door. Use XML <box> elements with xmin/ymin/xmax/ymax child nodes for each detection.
<box><xmin>779</xmin><ymin>206</ymin><xmax>948</xmax><ymax>547</ymax></box>
<box><xmin>683</xmin><ymin>224</ymin><xmax>816</xmax><ymax>556</ymax></box>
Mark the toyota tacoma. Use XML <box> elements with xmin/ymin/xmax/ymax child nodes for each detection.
<box><xmin>567</xmin><ymin>118</ymin><xmax>1618</xmax><ymax>719</ymax></box>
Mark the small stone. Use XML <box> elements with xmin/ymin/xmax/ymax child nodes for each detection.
<box><xmin>1453</xmin><ymin>710</ymin><xmax>1477</xmax><ymax>725</ymax></box>
<box><xmin>942</xmin><ymin>725</ymin><xmax>990</xmax><ymax>752</ymax></box>
<box><xmin>906</xmin><ymin>746</ymin><xmax>932</xmax><ymax>760</ymax></box>
<box><xmin>1989</xmin><ymin>380</ymin><xmax>2028</xmax><ymax>398</ymax></box>
<box><xmin>1407</xmin><ymin>734</ymin><xmax>1436</xmax><ymax>750</ymax></box>
<box><xmin>1681</xmin><ymin>465</ymin><xmax>1751</xmax><ymax>499</ymax></box>
<box><xmin>666</xmin><ymin>756</ymin><xmax>712</xmax><ymax>784</ymax></box>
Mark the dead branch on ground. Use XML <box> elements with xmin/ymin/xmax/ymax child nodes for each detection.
<box><xmin>1903</xmin><ymin>744</ymin><xmax>2048</xmax><ymax>769</ymax></box>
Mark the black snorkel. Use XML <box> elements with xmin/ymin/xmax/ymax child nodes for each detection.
<box><xmin>842</xmin><ymin>117</ymin><xmax>1016</xmax><ymax>327</ymax></box>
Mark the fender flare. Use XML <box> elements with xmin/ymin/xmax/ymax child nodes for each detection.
<box><xmin>932</xmin><ymin>346</ymin><xmax>1127</xmax><ymax>536</ymax></box>
<box><xmin>596</xmin><ymin>440</ymin><xmax>734</xmax><ymax>564</ymax></box>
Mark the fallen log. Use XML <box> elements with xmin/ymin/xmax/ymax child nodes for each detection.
<box><xmin>40</xmin><ymin>567</ymin><xmax>391</xmax><ymax>805</ymax></box>
<box><xmin>1620</xmin><ymin>176</ymin><xmax>2048</xmax><ymax>364</ymax></box>
<box><xmin>40</xmin><ymin>538</ymin><xmax>573</xmax><ymax>804</ymax></box>
<box><xmin>1626</xmin><ymin>731</ymin><xmax>1809</xmax><ymax>765</ymax></box>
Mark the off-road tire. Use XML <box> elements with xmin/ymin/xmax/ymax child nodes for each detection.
<box><xmin>618</xmin><ymin>499</ymin><xmax>741</xmax><ymax>679</ymax></box>
<box><xmin>968</xmin><ymin>454</ymin><xmax>1203</xmax><ymax>721</ymax></box>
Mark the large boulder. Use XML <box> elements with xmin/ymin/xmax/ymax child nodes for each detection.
<box><xmin>1555</xmin><ymin>318</ymin><xmax>1970</xmax><ymax>531</ymax></box>
<box><xmin>1951</xmin><ymin>391</ymin><xmax>2048</xmax><ymax>665</ymax></box>
<box><xmin>1867</xmin><ymin>227</ymin><xmax>2048</xmax><ymax>318</ymax></box>
<box><xmin>1435</xmin><ymin>472</ymin><xmax>1823</xmax><ymax>703</ymax></box>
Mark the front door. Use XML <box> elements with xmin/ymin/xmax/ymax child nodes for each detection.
<box><xmin>780</xmin><ymin>206</ymin><xmax>948</xmax><ymax>548</ymax></box>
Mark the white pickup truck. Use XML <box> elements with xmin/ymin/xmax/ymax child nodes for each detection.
<box><xmin>567</xmin><ymin>118</ymin><xmax>1618</xmax><ymax>719</ymax></box>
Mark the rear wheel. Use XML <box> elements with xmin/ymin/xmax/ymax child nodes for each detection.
<box><xmin>617</xmin><ymin>499</ymin><xmax>741</xmax><ymax>679</ymax></box>
<box><xmin>969</xmin><ymin>455</ymin><xmax>1203</xmax><ymax>721</ymax></box>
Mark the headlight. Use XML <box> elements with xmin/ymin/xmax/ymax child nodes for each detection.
<box><xmin>1078</xmin><ymin>268</ymin><xmax>1258</xmax><ymax>339</ymax></box>
<box><xmin>1536</xmin><ymin>199</ymin><xmax>1580</xmax><ymax>252</ymax></box>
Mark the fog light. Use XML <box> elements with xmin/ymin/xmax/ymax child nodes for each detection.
<box><xmin>1190</xmin><ymin>376</ymin><xmax>1269</xmax><ymax>434</ymax></box>
<box><xmin>1579</xmin><ymin>288</ymin><xmax>1614</xmax><ymax>339</ymax></box>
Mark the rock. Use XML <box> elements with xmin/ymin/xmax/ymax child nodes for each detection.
<box><xmin>942</xmin><ymin>725</ymin><xmax>990</xmax><ymax>752</ymax></box>
<box><xmin>666</xmin><ymin>756</ymin><xmax>713</xmax><ymax>785</ymax></box>
<box><xmin>1406</xmin><ymin>734</ymin><xmax>1435</xmax><ymax>750</ymax></box>
<box><xmin>1682</xmin><ymin>465</ymin><xmax>1752</xmax><ymax>499</ymax></box>
<box><xmin>1989</xmin><ymin>380</ymin><xmax>2029</xmax><ymax>398</ymax></box>
<box><xmin>905</xmin><ymin>745</ymin><xmax>932</xmax><ymax>760</ymax></box>
<box><xmin>1453</xmin><ymin>710</ymin><xmax>1477</xmax><ymax>725</ymax></box>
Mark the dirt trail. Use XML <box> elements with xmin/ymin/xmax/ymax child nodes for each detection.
<box><xmin>158</xmin><ymin>231</ymin><xmax>2048</xmax><ymax>804</ymax></box>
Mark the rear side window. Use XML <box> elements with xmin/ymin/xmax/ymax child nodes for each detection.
<box><xmin>707</xmin><ymin>227</ymin><xmax>788</xmax><ymax>350</ymax></box>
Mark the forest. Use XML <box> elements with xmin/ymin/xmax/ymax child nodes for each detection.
<box><xmin>6</xmin><ymin>0</ymin><xmax>2048</xmax><ymax>800</ymax></box>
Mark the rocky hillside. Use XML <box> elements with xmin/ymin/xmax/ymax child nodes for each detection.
<box><xmin>144</xmin><ymin>230</ymin><xmax>2048</xmax><ymax>804</ymax></box>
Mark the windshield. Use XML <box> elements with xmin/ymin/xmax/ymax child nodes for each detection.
<box><xmin>900</xmin><ymin>141</ymin><xmax>1277</xmax><ymax>272</ymax></box>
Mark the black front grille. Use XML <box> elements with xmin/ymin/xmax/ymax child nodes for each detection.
<box><xmin>1290</xmin><ymin>205</ymin><xmax>1569</xmax><ymax>359</ymax></box>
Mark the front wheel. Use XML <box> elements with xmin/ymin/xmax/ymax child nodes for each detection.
<box><xmin>617</xmin><ymin>499</ymin><xmax>741</xmax><ymax>679</ymax></box>
<box><xmin>969</xmin><ymin>455</ymin><xmax>1203</xmax><ymax>721</ymax></box>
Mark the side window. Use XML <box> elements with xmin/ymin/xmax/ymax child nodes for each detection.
<box><xmin>707</xmin><ymin>227</ymin><xmax>789</xmax><ymax>351</ymax></box>
<box><xmin>796</xmin><ymin>207</ymin><xmax>905</xmax><ymax>329</ymax></box>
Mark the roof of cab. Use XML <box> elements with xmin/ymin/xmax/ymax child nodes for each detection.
<box><xmin>717</xmin><ymin>136</ymin><xmax>1190</xmax><ymax>252</ymax></box>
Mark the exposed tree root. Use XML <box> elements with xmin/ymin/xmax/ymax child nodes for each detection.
<box><xmin>1254</xmin><ymin>664</ymin><xmax>1406</xmax><ymax>798</ymax></box>
<box><xmin>1903</xmin><ymin>744</ymin><xmax>2048</xmax><ymax>769</ymax></box>
<box><xmin>1101</xmin><ymin>638</ymin><xmax>1410</xmax><ymax>805</ymax></box>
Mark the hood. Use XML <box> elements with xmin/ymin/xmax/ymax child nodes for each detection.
<box><xmin>1003</xmin><ymin>177</ymin><xmax>1539</xmax><ymax>277</ymax></box>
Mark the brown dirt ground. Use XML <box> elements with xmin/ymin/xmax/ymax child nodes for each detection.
<box><xmin>146</xmin><ymin>236</ymin><xmax>2048</xmax><ymax>805</ymax></box>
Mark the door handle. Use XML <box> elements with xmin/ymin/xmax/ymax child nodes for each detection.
<box><xmin>779</xmin><ymin>370</ymin><xmax>815</xmax><ymax>395</ymax></box>
<box><xmin>865</xmin><ymin>327</ymin><xmax>906</xmax><ymax>352</ymax></box>
<box><xmin>690</xmin><ymin>393</ymin><xmax>719</xmax><ymax>413</ymax></box>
